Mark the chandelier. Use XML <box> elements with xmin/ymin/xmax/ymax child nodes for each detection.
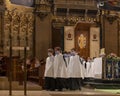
<box><xmin>35</xmin><ymin>0</ymin><xmax>51</xmax><ymax>20</ymax></box>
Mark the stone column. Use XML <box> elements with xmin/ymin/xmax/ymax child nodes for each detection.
<box><xmin>35</xmin><ymin>14</ymin><xmax>52</xmax><ymax>59</ymax></box>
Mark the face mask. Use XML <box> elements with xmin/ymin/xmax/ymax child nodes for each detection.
<box><xmin>71</xmin><ymin>51</ymin><xmax>75</xmax><ymax>56</ymax></box>
<box><xmin>48</xmin><ymin>52</ymin><xmax>52</xmax><ymax>56</ymax></box>
<box><xmin>87</xmin><ymin>60</ymin><xmax>90</xmax><ymax>62</ymax></box>
<box><xmin>55</xmin><ymin>51</ymin><xmax>59</xmax><ymax>55</ymax></box>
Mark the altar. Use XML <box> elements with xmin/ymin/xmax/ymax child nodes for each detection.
<box><xmin>84</xmin><ymin>54</ymin><xmax>120</xmax><ymax>89</ymax></box>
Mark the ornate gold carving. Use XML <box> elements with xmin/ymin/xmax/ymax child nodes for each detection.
<box><xmin>3</xmin><ymin>11</ymin><xmax>34</xmax><ymax>57</ymax></box>
<box><xmin>105</xmin><ymin>15</ymin><xmax>118</xmax><ymax>24</ymax></box>
<box><xmin>13</xmin><ymin>13</ymin><xmax>20</xmax><ymax>25</ymax></box>
<box><xmin>78</xmin><ymin>34</ymin><xmax>86</xmax><ymax>49</ymax></box>
<box><xmin>35</xmin><ymin>0</ymin><xmax>51</xmax><ymax>20</ymax></box>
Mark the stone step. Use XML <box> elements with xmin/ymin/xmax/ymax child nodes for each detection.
<box><xmin>84</xmin><ymin>82</ymin><xmax>120</xmax><ymax>86</ymax></box>
<box><xmin>0</xmin><ymin>77</ymin><xmax>9</xmax><ymax>90</ymax></box>
<box><xmin>84</xmin><ymin>78</ymin><xmax>120</xmax><ymax>84</ymax></box>
<box><xmin>83</xmin><ymin>78</ymin><xmax>120</xmax><ymax>89</ymax></box>
<box><xmin>0</xmin><ymin>77</ymin><xmax>42</xmax><ymax>90</ymax></box>
<box><xmin>0</xmin><ymin>76</ymin><xmax>8</xmax><ymax>81</ymax></box>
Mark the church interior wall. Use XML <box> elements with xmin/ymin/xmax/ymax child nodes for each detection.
<box><xmin>35</xmin><ymin>14</ymin><xmax>52</xmax><ymax>60</ymax></box>
<box><xmin>104</xmin><ymin>16</ymin><xmax>119</xmax><ymax>56</ymax></box>
<box><xmin>1</xmin><ymin>0</ymin><xmax>120</xmax><ymax>91</ymax></box>
<box><xmin>90</xmin><ymin>26</ymin><xmax>100</xmax><ymax>58</ymax></box>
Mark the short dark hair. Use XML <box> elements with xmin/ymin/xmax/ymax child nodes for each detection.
<box><xmin>54</xmin><ymin>47</ymin><xmax>61</xmax><ymax>51</ymax></box>
<box><xmin>71</xmin><ymin>48</ymin><xmax>76</xmax><ymax>51</ymax></box>
<box><xmin>48</xmin><ymin>48</ymin><xmax>54</xmax><ymax>53</ymax></box>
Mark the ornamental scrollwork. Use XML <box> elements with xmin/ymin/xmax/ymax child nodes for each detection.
<box><xmin>3</xmin><ymin>11</ymin><xmax>34</xmax><ymax>57</ymax></box>
<box><xmin>105</xmin><ymin>15</ymin><xmax>118</xmax><ymax>24</ymax></box>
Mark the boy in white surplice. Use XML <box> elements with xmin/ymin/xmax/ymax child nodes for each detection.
<box><xmin>67</xmin><ymin>48</ymin><xmax>84</xmax><ymax>90</ymax></box>
<box><xmin>86</xmin><ymin>57</ymin><xmax>95</xmax><ymax>78</ymax></box>
<box><xmin>54</xmin><ymin>47</ymin><xmax>67</xmax><ymax>91</ymax></box>
<box><xmin>44</xmin><ymin>48</ymin><xmax>55</xmax><ymax>91</ymax></box>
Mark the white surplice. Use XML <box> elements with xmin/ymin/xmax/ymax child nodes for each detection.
<box><xmin>86</xmin><ymin>61</ymin><xmax>95</xmax><ymax>78</ymax></box>
<box><xmin>93</xmin><ymin>57</ymin><xmax>102</xmax><ymax>79</ymax></box>
<box><xmin>54</xmin><ymin>53</ymin><xmax>67</xmax><ymax>78</ymax></box>
<box><xmin>64</xmin><ymin>56</ymin><xmax>70</xmax><ymax>67</ymax></box>
<box><xmin>67</xmin><ymin>55</ymin><xmax>84</xmax><ymax>79</ymax></box>
<box><xmin>44</xmin><ymin>55</ymin><xmax>54</xmax><ymax>77</ymax></box>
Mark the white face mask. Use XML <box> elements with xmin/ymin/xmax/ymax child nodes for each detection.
<box><xmin>55</xmin><ymin>51</ymin><xmax>59</xmax><ymax>55</ymax></box>
<box><xmin>48</xmin><ymin>52</ymin><xmax>52</xmax><ymax>56</ymax></box>
<box><xmin>71</xmin><ymin>51</ymin><xmax>75</xmax><ymax>56</ymax></box>
<box><xmin>87</xmin><ymin>60</ymin><xmax>90</xmax><ymax>62</ymax></box>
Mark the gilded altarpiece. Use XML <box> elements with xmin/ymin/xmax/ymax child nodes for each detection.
<box><xmin>3</xmin><ymin>11</ymin><xmax>34</xmax><ymax>58</ymax></box>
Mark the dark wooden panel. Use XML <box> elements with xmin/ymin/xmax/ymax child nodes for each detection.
<box><xmin>0</xmin><ymin>56</ymin><xmax>8</xmax><ymax>76</ymax></box>
<box><xmin>52</xmin><ymin>27</ymin><xmax>64</xmax><ymax>50</ymax></box>
<box><xmin>104</xmin><ymin>18</ymin><xmax>118</xmax><ymax>55</ymax></box>
<box><xmin>52</xmin><ymin>28</ymin><xmax>61</xmax><ymax>48</ymax></box>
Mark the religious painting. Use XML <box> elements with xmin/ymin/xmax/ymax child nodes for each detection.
<box><xmin>75</xmin><ymin>23</ymin><xmax>90</xmax><ymax>59</ymax></box>
<box><xmin>75</xmin><ymin>30</ymin><xmax>89</xmax><ymax>59</ymax></box>
<box><xmin>78</xmin><ymin>34</ymin><xmax>86</xmax><ymax>49</ymax></box>
<box><xmin>10</xmin><ymin>0</ymin><xmax>34</xmax><ymax>7</ymax></box>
